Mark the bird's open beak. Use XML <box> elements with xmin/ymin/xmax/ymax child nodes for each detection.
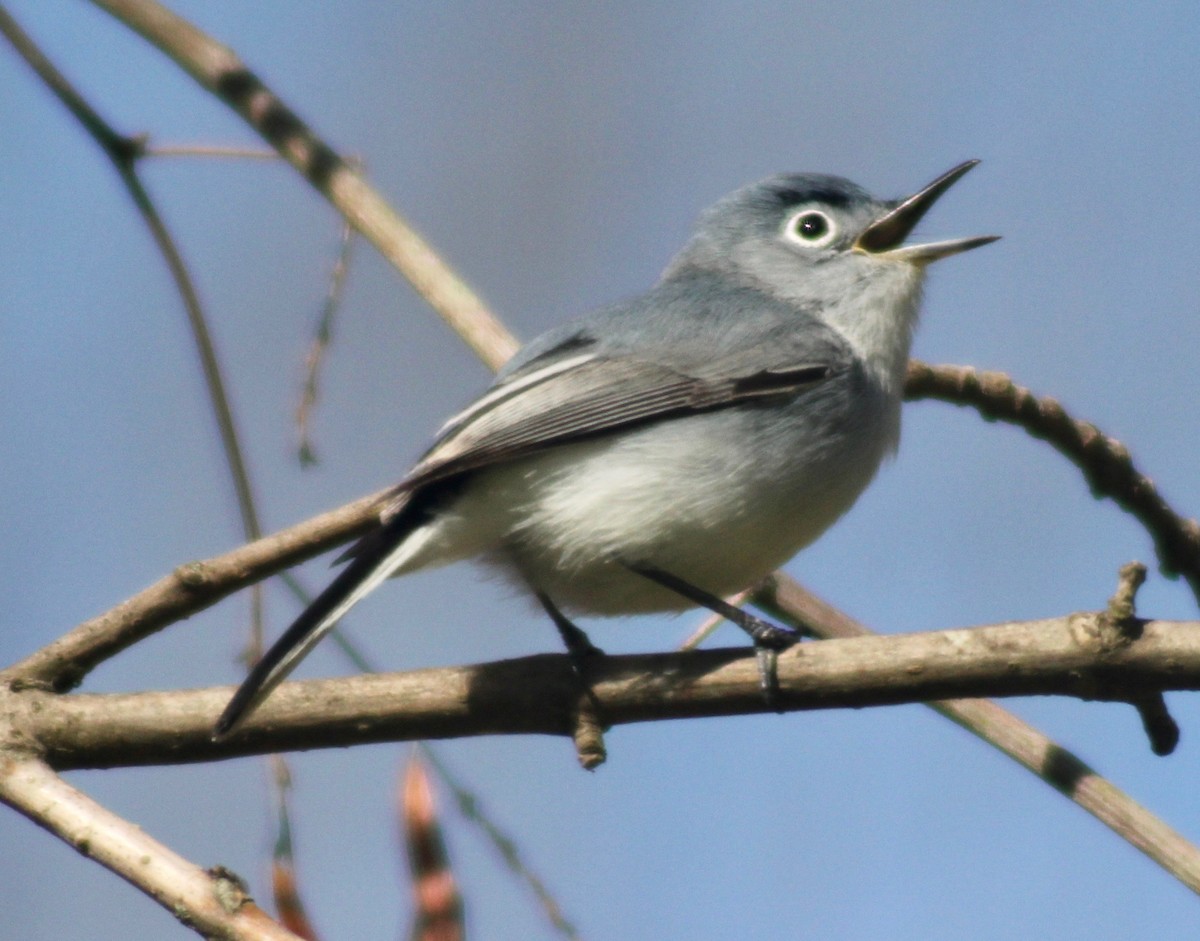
<box><xmin>855</xmin><ymin>159</ymin><xmax>999</xmax><ymax>264</ymax></box>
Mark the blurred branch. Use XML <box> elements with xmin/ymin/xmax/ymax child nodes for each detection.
<box><xmin>754</xmin><ymin>572</ymin><xmax>1200</xmax><ymax>896</ymax></box>
<box><xmin>268</xmin><ymin>757</ymin><xmax>321</xmax><ymax>941</ymax></box>
<box><xmin>418</xmin><ymin>744</ymin><xmax>584</xmax><ymax>940</ymax></box>
<box><xmin>296</xmin><ymin>216</ymin><xmax>356</xmax><ymax>466</ymax></box>
<box><xmin>0</xmin><ymin>2</ymin><xmax>267</xmax><ymax>673</ymax></box>
<box><xmin>143</xmin><ymin>143</ymin><xmax>278</xmax><ymax>159</ymax></box>
<box><xmin>19</xmin><ymin>616</ymin><xmax>1200</xmax><ymax>772</ymax></box>
<box><xmin>905</xmin><ymin>362</ymin><xmax>1200</xmax><ymax>606</ymax></box>
<box><xmin>678</xmin><ymin>589</ymin><xmax>751</xmax><ymax>650</ymax></box>
<box><xmin>0</xmin><ymin>14</ymin><xmax>321</xmax><ymax>941</ymax></box>
<box><xmin>0</xmin><ymin>754</ymin><xmax>304</xmax><ymax>940</ymax></box>
<box><xmin>401</xmin><ymin>754</ymin><xmax>464</xmax><ymax>941</ymax></box>
<box><xmin>90</xmin><ymin>0</ymin><xmax>520</xmax><ymax>370</ymax></box>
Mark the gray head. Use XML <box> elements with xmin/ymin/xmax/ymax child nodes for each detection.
<box><xmin>665</xmin><ymin>160</ymin><xmax>998</xmax><ymax>392</ymax></box>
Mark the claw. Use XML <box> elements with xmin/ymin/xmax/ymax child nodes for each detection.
<box><xmin>755</xmin><ymin>646</ymin><xmax>785</xmax><ymax>712</ymax></box>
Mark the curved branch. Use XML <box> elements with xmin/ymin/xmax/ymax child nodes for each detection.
<box><xmin>0</xmin><ymin>3</ymin><xmax>268</xmax><ymax>671</ymax></box>
<box><xmin>906</xmin><ymin>362</ymin><xmax>1200</xmax><ymax>604</ymax></box>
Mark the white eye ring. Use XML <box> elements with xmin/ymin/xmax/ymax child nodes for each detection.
<box><xmin>783</xmin><ymin>209</ymin><xmax>837</xmax><ymax>248</ymax></box>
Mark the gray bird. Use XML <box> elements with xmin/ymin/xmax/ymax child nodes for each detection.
<box><xmin>215</xmin><ymin>160</ymin><xmax>997</xmax><ymax>738</ymax></box>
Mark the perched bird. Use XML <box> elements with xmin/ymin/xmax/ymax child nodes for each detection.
<box><xmin>215</xmin><ymin>160</ymin><xmax>997</xmax><ymax>738</ymax></box>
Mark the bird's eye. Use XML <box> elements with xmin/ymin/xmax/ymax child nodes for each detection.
<box><xmin>784</xmin><ymin>209</ymin><xmax>837</xmax><ymax>248</ymax></box>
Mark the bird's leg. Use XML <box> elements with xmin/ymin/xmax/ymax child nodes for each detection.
<box><xmin>535</xmin><ymin>590</ymin><xmax>609</xmax><ymax>769</ymax></box>
<box><xmin>621</xmin><ymin>560</ymin><xmax>798</xmax><ymax>709</ymax></box>
<box><xmin>535</xmin><ymin>590</ymin><xmax>604</xmax><ymax>676</ymax></box>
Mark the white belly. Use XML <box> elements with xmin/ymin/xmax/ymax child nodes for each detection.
<box><xmin>404</xmin><ymin>394</ymin><xmax>898</xmax><ymax>615</ymax></box>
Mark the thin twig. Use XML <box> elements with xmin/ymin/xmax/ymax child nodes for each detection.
<box><xmin>90</xmin><ymin>0</ymin><xmax>520</xmax><ymax>371</ymax></box>
<box><xmin>753</xmin><ymin>573</ymin><xmax>1200</xmax><ymax>896</ymax></box>
<box><xmin>0</xmin><ymin>2</ymin><xmax>268</xmax><ymax>668</ymax></box>
<box><xmin>1097</xmin><ymin>562</ymin><xmax>1180</xmax><ymax>755</ymax></box>
<box><xmin>0</xmin><ymin>17</ymin><xmax>323</xmax><ymax>941</ymax></box>
<box><xmin>269</xmin><ymin>756</ymin><xmax>321</xmax><ymax>940</ymax></box>
<box><xmin>678</xmin><ymin>590</ymin><xmax>751</xmax><ymax>651</ymax></box>
<box><xmin>418</xmin><ymin>745</ymin><xmax>584</xmax><ymax>941</ymax></box>
<box><xmin>1</xmin><ymin>488</ymin><xmax>390</xmax><ymax>691</ymax></box>
<box><xmin>296</xmin><ymin>217</ymin><xmax>356</xmax><ymax>465</ymax></box>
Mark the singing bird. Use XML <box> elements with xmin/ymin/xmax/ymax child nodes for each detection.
<box><xmin>215</xmin><ymin>160</ymin><xmax>996</xmax><ymax>738</ymax></box>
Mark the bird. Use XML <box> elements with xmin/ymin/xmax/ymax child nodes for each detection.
<box><xmin>214</xmin><ymin>160</ymin><xmax>997</xmax><ymax>738</ymax></box>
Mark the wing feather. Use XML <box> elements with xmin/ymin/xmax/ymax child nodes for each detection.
<box><xmin>397</xmin><ymin>356</ymin><xmax>832</xmax><ymax>493</ymax></box>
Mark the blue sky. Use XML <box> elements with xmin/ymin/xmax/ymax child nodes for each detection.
<box><xmin>3</xmin><ymin>3</ymin><xmax>1199</xmax><ymax>938</ymax></box>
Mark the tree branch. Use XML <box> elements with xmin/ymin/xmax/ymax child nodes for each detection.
<box><xmin>4</xmin><ymin>0</ymin><xmax>1191</xmax><ymax>932</ymax></box>
<box><xmin>16</xmin><ymin>616</ymin><xmax>1200</xmax><ymax>771</ymax></box>
<box><xmin>90</xmin><ymin>0</ymin><xmax>520</xmax><ymax>371</ymax></box>
<box><xmin>906</xmin><ymin>362</ymin><xmax>1200</xmax><ymax>604</ymax></box>
<box><xmin>76</xmin><ymin>3</ymin><xmax>1199</xmax><ymax>623</ymax></box>
<box><xmin>755</xmin><ymin>573</ymin><xmax>1200</xmax><ymax>893</ymax></box>
<box><xmin>0</xmin><ymin>489</ymin><xmax>389</xmax><ymax>692</ymax></box>
<box><xmin>0</xmin><ymin>1</ymin><xmax>268</xmax><ymax>681</ymax></box>
<box><xmin>0</xmin><ymin>754</ymin><xmax>303</xmax><ymax>940</ymax></box>
<box><xmin>83</xmin><ymin>0</ymin><xmax>1200</xmax><ymax>618</ymax></box>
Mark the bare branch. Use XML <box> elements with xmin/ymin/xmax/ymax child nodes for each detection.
<box><xmin>296</xmin><ymin>216</ymin><xmax>356</xmax><ymax>466</ymax></box>
<box><xmin>1</xmin><ymin>490</ymin><xmax>390</xmax><ymax>692</ymax></box>
<box><xmin>267</xmin><ymin>756</ymin><xmax>321</xmax><ymax>940</ymax></box>
<box><xmin>906</xmin><ymin>362</ymin><xmax>1200</xmax><ymax>604</ymax></box>
<box><xmin>12</xmin><ymin>0</ymin><xmax>1200</xmax><ymax>915</ymax></box>
<box><xmin>418</xmin><ymin>744</ymin><xmax>584</xmax><ymax>940</ymax></box>
<box><xmin>401</xmin><ymin>754</ymin><xmax>464</xmax><ymax>941</ymax></box>
<box><xmin>17</xmin><ymin>617</ymin><xmax>1200</xmax><ymax>773</ymax></box>
<box><xmin>0</xmin><ymin>754</ymin><xmax>304</xmax><ymax>941</ymax></box>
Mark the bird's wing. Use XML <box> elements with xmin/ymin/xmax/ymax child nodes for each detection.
<box><xmin>395</xmin><ymin>351</ymin><xmax>835</xmax><ymax>498</ymax></box>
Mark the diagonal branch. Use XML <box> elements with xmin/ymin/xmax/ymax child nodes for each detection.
<box><xmin>755</xmin><ymin>573</ymin><xmax>1200</xmax><ymax>895</ymax></box>
<box><xmin>0</xmin><ymin>754</ymin><xmax>304</xmax><ymax>940</ymax></box>
<box><xmin>906</xmin><ymin>362</ymin><xmax>1200</xmax><ymax>605</ymax></box>
<box><xmin>79</xmin><ymin>4</ymin><xmax>1199</xmax><ymax>622</ymax></box>
<box><xmin>0</xmin><ymin>1</ymin><xmax>268</xmax><ymax>666</ymax></box>
<box><xmin>90</xmin><ymin>0</ymin><xmax>520</xmax><ymax>371</ymax></box>
<box><xmin>0</xmin><ymin>488</ymin><xmax>388</xmax><ymax>692</ymax></box>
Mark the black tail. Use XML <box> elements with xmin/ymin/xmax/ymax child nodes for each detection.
<box><xmin>212</xmin><ymin>481</ymin><xmax>462</xmax><ymax>740</ymax></box>
<box><xmin>212</xmin><ymin>541</ymin><xmax>398</xmax><ymax>739</ymax></box>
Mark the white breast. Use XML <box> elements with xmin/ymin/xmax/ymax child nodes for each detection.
<box><xmin>422</xmin><ymin>390</ymin><xmax>898</xmax><ymax>615</ymax></box>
